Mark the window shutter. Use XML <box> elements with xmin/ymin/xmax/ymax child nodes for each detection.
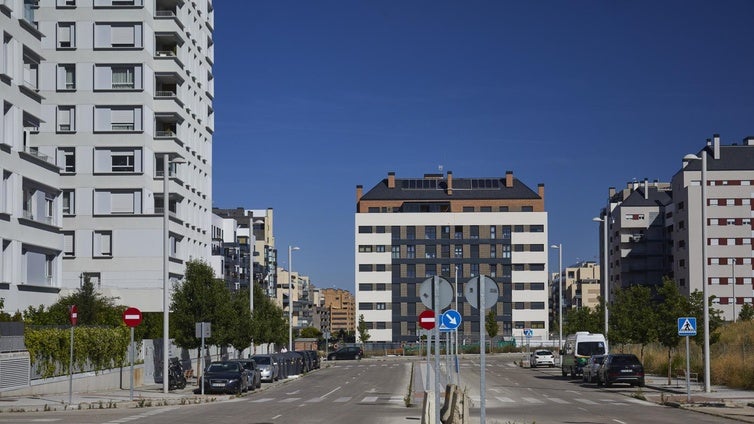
<box><xmin>58</xmin><ymin>24</ymin><xmax>71</xmax><ymax>46</ymax></box>
<box><xmin>94</xmin><ymin>107</ymin><xmax>111</xmax><ymax>131</ymax></box>
<box><xmin>110</xmin><ymin>191</ymin><xmax>134</xmax><ymax>213</ymax></box>
<box><xmin>111</xmin><ymin>25</ymin><xmax>134</xmax><ymax>46</ymax></box>
<box><xmin>64</xmin><ymin>233</ymin><xmax>73</xmax><ymax>254</ymax></box>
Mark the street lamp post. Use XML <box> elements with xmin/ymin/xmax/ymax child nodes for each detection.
<box><xmin>163</xmin><ymin>154</ymin><xmax>185</xmax><ymax>394</ymax></box>
<box><xmin>684</xmin><ymin>150</ymin><xmax>710</xmax><ymax>393</ymax></box>
<box><xmin>593</xmin><ymin>213</ymin><xmax>609</xmax><ymax>337</ymax></box>
<box><xmin>288</xmin><ymin>246</ymin><xmax>300</xmax><ymax>352</ymax></box>
<box><xmin>550</xmin><ymin>244</ymin><xmax>563</xmax><ymax>357</ymax></box>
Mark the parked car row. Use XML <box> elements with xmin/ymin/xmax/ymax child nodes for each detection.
<box><xmin>199</xmin><ymin>350</ymin><xmax>322</xmax><ymax>395</ymax></box>
<box><xmin>582</xmin><ymin>353</ymin><xmax>645</xmax><ymax>387</ymax></box>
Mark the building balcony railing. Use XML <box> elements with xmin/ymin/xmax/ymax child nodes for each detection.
<box><xmin>155</xmin><ymin>10</ymin><xmax>176</xmax><ymax>17</ymax></box>
<box><xmin>155</xmin><ymin>130</ymin><xmax>176</xmax><ymax>138</ymax></box>
<box><xmin>155</xmin><ymin>90</ymin><xmax>176</xmax><ymax>97</ymax></box>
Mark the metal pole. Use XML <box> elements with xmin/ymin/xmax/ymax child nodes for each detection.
<box><xmin>701</xmin><ymin>152</ymin><xmax>710</xmax><ymax>393</ymax></box>
<box><xmin>162</xmin><ymin>153</ymin><xmax>170</xmax><ymax>394</ymax></box>
<box><xmin>130</xmin><ymin>326</ymin><xmax>134</xmax><ymax>401</ymax></box>
<box><xmin>558</xmin><ymin>245</ymin><xmax>563</xmax><ymax>353</ymax></box>
<box><xmin>603</xmin><ymin>206</ymin><xmax>609</xmax><ymax>337</ymax></box>
<box><xmin>454</xmin><ymin>265</ymin><xmax>459</xmax><ymax>384</ymax></box>
<box><xmin>479</xmin><ymin>276</ymin><xmax>486</xmax><ymax>424</ymax></box>
<box><xmin>433</xmin><ymin>277</ymin><xmax>441</xmax><ymax>424</ymax></box>
<box><xmin>686</xmin><ymin>335</ymin><xmax>691</xmax><ymax>403</ymax></box>
<box><xmin>200</xmin><ymin>324</ymin><xmax>205</xmax><ymax>395</ymax></box>
<box><xmin>68</xmin><ymin>326</ymin><xmax>73</xmax><ymax>404</ymax></box>
<box><xmin>288</xmin><ymin>246</ymin><xmax>293</xmax><ymax>352</ymax></box>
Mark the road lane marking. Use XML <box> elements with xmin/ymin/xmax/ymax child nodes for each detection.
<box><xmin>521</xmin><ymin>397</ymin><xmax>544</xmax><ymax>404</ymax></box>
<box><xmin>361</xmin><ymin>396</ymin><xmax>378</xmax><ymax>403</ymax></box>
<box><xmin>495</xmin><ymin>397</ymin><xmax>515</xmax><ymax>403</ymax></box>
<box><xmin>305</xmin><ymin>397</ymin><xmax>324</xmax><ymax>403</ymax></box>
<box><xmin>321</xmin><ymin>386</ymin><xmax>342</xmax><ymax>398</ymax></box>
<box><xmin>250</xmin><ymin>398</ymin><xmax>275</xmax><ymax>403</ymax></box>
<box><xmin>613</xmin><ymin>420</ymin><xmax>627</xmax><ymax>424</ymax></box>
<box><xmin>334</xmin><ymin>397</ymin><xmax>351</xmax><ymax>402</ymax></box>
<box><xmin>279</xmin><ymin>397</ymin><xmax>300</xmax><ymax>403</ymax></box>
<box><xmin>547</xmin><ymin>397</ymin><xmax>568</xmax><ymax>404</ymax></box>
<box><xmin>389</xmin><ymin>396</ymin><xmax>404</xmax><ymax>403</ymax></box>
<box><xmin>272</xmin><ymin>415</ymin><xmax>281</xmax><ymax>420</ymax></box>
<box><xmin>626</xmin><ymin>398</ymin><xmax>657</xmax><ymax>406</ymax></box>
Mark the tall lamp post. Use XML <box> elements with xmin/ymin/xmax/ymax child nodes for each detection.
<box><xmin>550</xmin><ymin>244</ymin><xmax>563</xmax><ymax>357</ymax></box>
<box><xmin>684</xmin><ymin>151</ymin><xmax>710</xmax><ymax>393</ymax></box>
<box><xmin>593</xmin><ymin>213</ymin><xmax>609</xmax><ymax>337</ymax></box>
<box><xmin>288</xmin><ymin>245</ymin><xmax>300</xmax><ymax>352</ymax></box>
<box><xmin>163</xmin><ymin>154</ymin><xmax>185</xmax><ymax>394</ymax></box>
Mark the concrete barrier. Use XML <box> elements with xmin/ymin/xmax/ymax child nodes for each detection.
<box><xmin>0</xmin><ymin>364</ymin><xmax>144</xmax><ymax>397</ymax></box>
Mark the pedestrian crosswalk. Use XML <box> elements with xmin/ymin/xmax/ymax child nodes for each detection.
<box><xmin>249</xmin><ymin>395</ymin><xmax>405</xmax><ymax>405</ymax></box>
<box><xmin>468</xmin><ymin>395</ymin><xmax>657</xmax><ymax>408</ymax></box>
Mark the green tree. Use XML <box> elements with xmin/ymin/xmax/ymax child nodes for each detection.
<box><xmin>24</xmin><ymin>276</ymin><xmax>123</xmax><ymax>326</ymax></box>
<box><xmin>688</xmin><ymin>289</ymin><xmax>724</xmax><ymax>347</ymax></box>
<box><xmin>171</xmin><ymin>261</ymin><xmax>235</xmax><ymax>353</ymax></box>
<box><xmin>357</xmin><ymin>314</ymin><xmax>370</xmax><ymax>343</ymax></box>
<box><xmin>655</xmin><ymin>278</ymin><xmax>690</xmax><ymax>384</ymax></box>
<box><xmin>249</xmin><ymin>283</ymin><xmax>287</xmax><ymax>349</ymax></box>
<box><xmin>609</xmin><ymin>285</ymin><xmax>655</xmax><ymax>360</ymax></box>
<box><xmin>485</xmin><ymin>309</ymin><xmax>499</xmax><ymax>338</ymax></box>
<box><xmin>738</xmin><ymin>303</ymin><xmax>754</xmax><ymax>321</ymax></box>
<box><xmin>228</xmin><ymin>288</ymin><xmax>253</xmax><ymax>358</ymax></box>
<box><xmin>563</xmin><ymin>306</ymin><xmax>601</xmax><ymax>335</ymax></box>
<box><xmin>300</xmin><ymin>326</ymin><xmax>322</xmax><ymax>339</ymax></box>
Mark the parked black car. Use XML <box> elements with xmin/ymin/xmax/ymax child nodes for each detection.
<box><xmin>597</xmin><ymin>354</ymin><xmax>645</xmax><ymax>387</ymax></box>
<box><xmin>306</xmin><ymin>350</ymin><xmax>320</xmax><ymax>369</ymax></box>
<box><xmin>232</xmin><ymin>359</ymin><xmax>262</xmax><ymax>390</ymax></box>
<box><xmin>327</xmin><ymin>346</ymin><xmax>363</xmax><ymax>360</ymax></box>
<box><xmin>202</xmin><ymin>361</ymin><xmax>249</xmax><ymax>394</ymax></box>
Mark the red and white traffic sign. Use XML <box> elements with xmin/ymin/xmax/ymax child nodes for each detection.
<box><xmin>419</xmin><ymin>310</ymin><xmax>436</xmax><ymax>330</ymax></box>
<box><xmin>122</xmin><ymin>307</ymin><xmax>143</xmax><ymax>327</ymax></box>
<box><xmin>69</xmin><ymin>305</ymin><xmax>78</xmax><ymax>326</ymax></box>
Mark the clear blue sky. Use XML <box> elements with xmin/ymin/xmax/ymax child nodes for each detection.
<box><xmin>212</xmin><ymin>1</ymin><xmax>754</xmax><ymax>291</ymax></box>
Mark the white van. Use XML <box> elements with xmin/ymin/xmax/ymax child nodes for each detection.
<box><xmin>561</xmin><ymin>332</ymin><xmax>608</xmax><ymax>378</ymax></box>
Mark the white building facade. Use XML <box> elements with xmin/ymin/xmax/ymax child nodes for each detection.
<box><xmin>27</xmin><ymin>0</ymin><xmax>214</xmax><ymax>311</ymax></box>
<box><xmin>0</xmin><ymin>0</ymin><xmax>65</xmax><ymax>313</ymax></box>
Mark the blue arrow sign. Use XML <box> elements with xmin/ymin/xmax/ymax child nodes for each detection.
<box><xmin>523</xmin><ymin>328</ymin><xmax>533</xmax><ymax>338</ymax></box>
<box><xmin>678</xmin><ymin>317</ymin><xmax>697</xmax><ymax>336</ymax></box>
<box><xmin>441</xmin><ymin>309</ymin><xmax>462</xmax><ymax>330</ymax></box>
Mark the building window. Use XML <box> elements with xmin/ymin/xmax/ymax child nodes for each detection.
<box><xmin>470</xmin><ymin>225</ymin><xmax>479</xmax><ymax>239</ymax></box>
<box><xmin>490</xmin><ymin>244</ymin><xmax>497</xmax><ymax>258</ymax></box>
<box><xmin>502</xmin><ymin>226</ymin><xmax>511</xmax><ymax>239</ymax></box>
<box><xmin>112</xmin><ymin>66</ymin><xmax>135</xmax><ymax>88</ymax></box>
<box><xmin>94</xmin><ymin>23</ymin><xmax>142</xmax><ymax>48</ymax></box>
<box><xmin>376</xmin><ymin>245</ymin><xmax>386</xmax><ymax>253</ymax></box>
<box><xmin>490</xmin><ymin>226</ymin><xmax>496</xmax><ymax>239</ymax></box>
<box><xmin>359</xmin><ymin>303</ymin><xmax>373</xmax><ymax>310</ymax></box>
<box><xmin>359</xmin><ymin>226</ymin><xmax>372</xmax><ymax>233</ymax></box>
<box><xmin>93</xmin><ymin>230</ymin><xmax>112</xmax><ymax>257</ymax></box>
<box><xmin>391</xmin><ymin>245</ymin><xmax>400</xmax><ymax>259</ymax></box>
<box><xmin>531</xmin><ymin>302</ymin><xmax>545</xmax><ymax>310</ymax></box>
<box><xmin>454</xmin><ymin>245</ymin><xmax>463</xmax><ymax>258</ymax></box>
<box><xmin>470</xmin><ymin>245</ymin><xmax>479</xmax><ymax>258</ymax></box>
<box><xmin>406</xmin><ymin>264</ymin><xmax>415</xmax><ymax>278</ymax></box>
<box><xmin>358</xmin><ymin>245</ymin><xmax>373</xmax><ymax>253</ymax></box>
<box><xmin>499</xmin><ymin>206</ymin><xmax>509</xmax><ymax>212</ymax></box>
<box><xmin>94</xmin><ymin>106</ymin><xmax>142</xmax><ymax>131</ymax></box>
<box><xmin>530</xmin><ymin>225</ymin><xmax>544</xmax><ymax>232</ymax></box>
<box><xmin>425</xmin><ymin>265</ymin><xmax>437</xmax><ymax>277</ymax></box>
<box><xmin>57</xmin><ymin>22</ymin><xmax>75</xmax><ymax>48</ymax></box>
<box><xmin>425</xmin><ymin>226</ymin><xmax>436</xmax><ymax>239</ymax></box>
<box><xmin>375</xmin><ymin>283</ymin><xmax>386</xmax><ymax>290</ymax></box>
<box><xmin>358</xmin><ymin>264</ymin><xmax>373</xmax><ymax>272</ymax></box>
<box><xmin>63</xmin><ymin>231</ymin><xmax>75</xmax><ymax>257</ymax></box>
<box><xmin>376</xmin><ymin>303</ymin><xmax>386</xmax><ymax>310</ymax></box>
<box><xmin>376</xmin><ymin>226</ymin><xmax>386</xmax><ymax>233</ymax></box>
<box><xmin>521</xmin><ymin>206</ymin><xmax>533</xmax><ymax>212</ymax></box>
<box><xmin>530</xmin><ymin>244</ymin><xmax>544</xmax><ymax>251</ymax></box>
<box><xmin>57</xmin><ymin>64</ymin><xmax>76</xmax><ymax>90</ymax></box>
<box><xmin>441</xmin><ymin>226</ymin><xmax>450</xmax><ymax>239</ymax></box>
<box><xmin>425</xmin><ymin>245</ymin><xmax>436</xmax><ymax>258</ymax></box>
<box><xmin>57</xmin><ymin>0</ymin><xmax>76</xmax><ymax>6</ymax></box>
<box><xmin>463</xmin><ymin>206</ymin><xmax>474</xmax><ymax>212</ymax></box>
<box><xmin>406</xmin><ymin>245</ymin><xmax>416</xmax><ymax>259</ymax></box>
<box><xmin>441</xmin><ymin>244</ymin><xmax>450</xmax><ymax>258</ymax></box>
<box><xmin>62</xmin><ymin>190</ymin><xmax>74</xmax><ymax>215</ymax></box>
<box><xmin>111</xmin><ymin>150</ymin><xmax>135</xmax><ymax>172</ymax></box>
<box><xmin>480</xmin><ymin>206</ymin><xmax>492</xmax><ymax>212</ymax></box>
<box><xmin>358</xmin><ymin>283</ymin><xmax>371</xmax><ymax>291</ymax></box>
<box><xmin>57</xmin><ymin>147</ymin><xmax>75</xmax><ymax>173</ymax></box>
<box><xmin>441</xmin><ymin>263</ymin><xmax>450</xmax><ymax>276</ymax></box>
<box><xmin>57</xmin><ymin>106</ymin><xmax>75</xmax><ymax>132</ymax></box>
<box><xmin>489</xmin><ymin>264</ymin><xmax>497</xmax><ymax>277</ymax></box>
<box><xmin>391</xmin><ymin>226</ymin><xmax>400</xmax><ymax>239</ymax></box>
<box><xmin>406</xmin><ymin>226</ymin><xmax>415</xmax><ymax>240</ymax></box>
<box><xmin>470</xmin><ymin>264</ymin><xmax>479</xmax><ymax>277</ymax></box>
<box><xmin>94</xmin><ymin>189</ymin><xmax>142</xmax><ymax>214</ymax></box>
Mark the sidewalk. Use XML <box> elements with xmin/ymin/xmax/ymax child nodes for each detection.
<box><xmin>0</xmin><ymin>382</ymin><xmax>233</xmax><ymax>413</ymax></box>
<box><xmin>643</xmin><ymin>374</ymin><xmax>754</xmax><ymax>423</ymax></box>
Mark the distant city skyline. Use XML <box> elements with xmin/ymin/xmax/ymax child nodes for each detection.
<box><xmin>212</xmin><ymin>1</ymin><xmax>754</xmax><ymax>290</ymax></box>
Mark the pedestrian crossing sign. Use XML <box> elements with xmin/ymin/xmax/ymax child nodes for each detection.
<box><xmin>677</xmin><ymin>317</ymin><xmax>697</xmax><ymax>336</ymax></box>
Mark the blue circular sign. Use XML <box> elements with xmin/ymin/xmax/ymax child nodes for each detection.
<box><xmin>441</xmin><ymin>309</ymin><xmax>462</xmax><ymax>330</ymax></box>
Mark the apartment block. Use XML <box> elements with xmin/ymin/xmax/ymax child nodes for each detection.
<box><xmin>0</xmin><ymin>0</ymin><xmax>64</xmax><ymax>313</ymax></box>
<box><xmin>597</xmin><ymin>180</ymin><xmax>673</xmax><ymax>298</ymax></box>
<box><xmin>321</xmin><ymin>288</ymin><xmax>355</xmax><ymax>335</ymax></box>
<box><xmin>21</xmin><ymin>0</ymin><xmax>215</xmax><ymax>312</ymax></box>
<box><xmin>356</xmin><ymin>170</ymin><xmax>549</xmax><ymax>343</ymax></box>
<box><xmin>672</xmin><ymin>135</ymin><xmax>754</xmax><ymax>321</ymax></box>
<box><xmin>562</xmin><ymin>261</ymin><xmax>601</xmax><ymax>311</ymax></box>
<box><xmin>276</xmin><ymin>267</ymin><xmax>313</xmax><ymax>330</ymax></box>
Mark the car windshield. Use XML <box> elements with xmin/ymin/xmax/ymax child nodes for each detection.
<box><xmin>207</xmin><ymin>363</ymin><xmax>239</xmax><ymax>372</ymax></box>
<box><xmin>535</xmin><ymin>351</ymin><xmax>552</xmax><ymax>356</ymax></box>
<box><xmin>612</xmin><ymin>355</ymin><xmax>640</xmax><ymax>365</ymax></box>
<box><xmin>253</xmin><ymin>356</ymin><xmax>271</xmax><ymax>365</ymax></box>
<box><xmin>577</xmin><ymin>341</ymin><xmax>606</xmax><ymax>356</ymax></box>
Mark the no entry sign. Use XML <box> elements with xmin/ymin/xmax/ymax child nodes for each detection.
<box><xmin>419</xmin><ymin>310</ymin><xmax>436</xmax><ymax>330</ymax></box>
<box><xmin>69</xmin><ymin>305</ymin><xmax>78</xmax><ymax>326</ymax></box>
<box><xmin>122</xmin><ymin>307</ymin><xmax>143</xmax><ymax>327</ymax></box>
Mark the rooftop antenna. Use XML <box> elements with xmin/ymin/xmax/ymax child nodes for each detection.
<box><xmin>438</xmin><ymin>165</ymin><xmax>443</xmax><ymax>172</ymax></box>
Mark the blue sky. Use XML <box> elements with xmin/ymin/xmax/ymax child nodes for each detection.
<box><xmin>211</xmin><ymin>1</ymin><xmax>754</xmax><ymax>291</ymax></box>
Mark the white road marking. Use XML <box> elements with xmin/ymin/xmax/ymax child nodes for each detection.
<box><xmin>334</xmin><ymin>397</ymin><xmax>352</xmax><ymax>402</ymax></box>
<box><xmin>495</xmin><ymin>397</ymin><xmax>515</xmax><ymax>403</ymax></box>
<box><xmin>613</xmin><ymin>420</ymin><xmax>627</xmax><ymax>424</ymax></box>
<box><xmin>250</xmin><ymin>397</ymin><xmax>275</xmax><ymax>403</ymax></box>
<box><xmin>305</xmin><ymin>397</ymin><xmax>324</xmax><ymax>403</ymax></box>
<box><xmin>522</xmin><ymin>397</ymin><xmax>544</xmax><ymax>404</ymax></box>
<box><xmin>361</xmin><ymin>396</ymin><xmax>378</xmax><ymax>403</ymax></box>
<box><xmin>321</xmin><ymin>386</ymin><xmax>341</xmax><ymax>398</ymax></box>
<box><xmin>388</xmin><ymin>396</ymin><xmax>404</xmax><ymax>403</ymax></box>
<box><xmin>547</xmin><ymin>397</ymin><xmax>568</xmax><ymax>404</ymax></box>
<box><xmin>279</xmin><ymin>397</ymin><xmax>300</xmax><ymax>403</ymax></box>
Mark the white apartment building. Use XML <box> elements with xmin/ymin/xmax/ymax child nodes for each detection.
<box><xmin>356</xmin><ymin>171</ymin><xmax>549</xmax><ymax>343</ymax></box>
<box><xmin>26</xmin><ymin>0</ymin><xmax>214</xmax><ymax>311</ymax></box>
<box><xmin>0</xmin><ymin>0</ymin><xmax>65</xmax><ymax>313</ymax></box>
<box><xmin>672</xmin><ymin>135</ymin><xmax>754</xmax><ymax>321</ymax></box>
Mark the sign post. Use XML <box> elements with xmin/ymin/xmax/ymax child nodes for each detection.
<box><xmin>419</xmin><ymin>276</ymin><xmax>452</xmax><ymax>424</ymax></box>
<box><xmin>465</xmin><ymin>276</ymin><xmax>499</xmax><ymax>424</ymax></box>
<box><xmin>196</xmin><ymin>322</ymin><xmax>211</xmax><ymax>395</ymax></box>
<box><xmin>68</xmin><ymin>305</ymin><xmax>77</xmax><ymax>405</ymax></box>
<box><xmin>678</xmin><ymin>317</ymin><xmax>697</xmax><ymax>402</ymax></box>
<box><xmin>123</xmin><ymin>307</ymin><xmax>143</xmax><ymax>400</ymax></box>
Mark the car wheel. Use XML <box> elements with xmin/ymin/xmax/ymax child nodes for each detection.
<box><xmin>605</xmin><ymin>378</ymin><xmax>612</xmax><ymax>388</ymax></box>
<box><xmin>596</xmin><ymin>375</ymin><xmax>603</xmax><ymax>387</ymax></box>
<box><xmin>257</xmin><ymin>378</ymin><xmax>262</xmax><ymax>389</ymax></box>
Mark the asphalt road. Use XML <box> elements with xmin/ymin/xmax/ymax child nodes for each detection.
<box><xmin>0</xmin><ymin>355</ymin><xmax>737</xmax><ymax>424</ymax></box>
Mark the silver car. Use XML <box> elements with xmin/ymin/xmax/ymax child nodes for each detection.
<box><xmin>530</xmin><ymin>350</ymin><xmax>555</xmax><ymax>367</ymax></box>
<box><xmin>582</xmin><ymin>354</ymin><xmax>606</xmax><ymax>383</ymax></box>
<box><xmin>251</xmin><ymin>354</ymin><xmax>279</xmax><ymax>382</ymax></box>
